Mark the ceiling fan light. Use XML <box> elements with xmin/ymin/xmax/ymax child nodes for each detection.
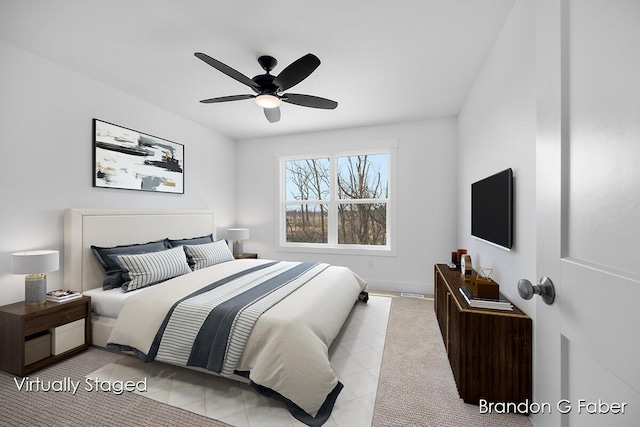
<box><xmin>255</xmin><ymin>94</ymin><xmax>281</xmax><ymax>109</ymax></box>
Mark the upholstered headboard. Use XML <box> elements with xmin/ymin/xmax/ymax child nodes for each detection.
<box><xmin>63</xmin><ymin>209</ymin><xmax>217</xmax><ymax>292</ymax></box>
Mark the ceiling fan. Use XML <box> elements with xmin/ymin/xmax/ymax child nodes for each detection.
<box><xmin>194</xmin><ymin>52</ymin><xmax>338</xmax><ymax>123</ymax></box>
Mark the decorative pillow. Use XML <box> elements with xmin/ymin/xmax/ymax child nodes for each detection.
<box><xmin>167</xmin><ymin>234</ymin><xmax>214</xmax><ymax>247</ymax></box>
<box><xmin>112</xmin><ymin>246</ymin><xmax>192</xmax><ymax>292</ymax></box>
<box><xmin>91</xmin><ymin>239</ymin><xmax>170</xmax><ymax>290</ymax></box>
<box><xmin>183</xmin><ymin>240</ymin><xmax>235</xmax><ymax>270</ymax></box>
<box><xmin>168</xmin><ymin>234</ymin><xmax>220</xmax><ymax>268</ymax></box>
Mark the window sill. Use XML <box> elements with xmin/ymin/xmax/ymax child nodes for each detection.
<box><xmin>276</xmin><ymin>244</ymin><xmax>396</xmax><ymax>257</ymax></box>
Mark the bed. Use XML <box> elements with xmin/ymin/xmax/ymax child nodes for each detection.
<box><xmin>63</xmin><ymin>209</ymin><xmax>367</xmax><ymax>426</ymax></box>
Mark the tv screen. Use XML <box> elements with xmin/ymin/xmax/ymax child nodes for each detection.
<box><xmin>471</xmin><ymin>168</ymin><xmax>513</xmax><ymax>249</ymax></box>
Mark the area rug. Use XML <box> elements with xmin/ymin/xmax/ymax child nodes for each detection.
<box><xmin>373</xmin><ymin>296</ymin><xmax>532</xmax><ymax>427</ymax></box>
<box><xmin>0</xmin><ymin>345</ymin><xmax>230</xmax><ymax>427</ymax></box>
<box><xmin>86</xmin><ymin>295</ymin><xmax>392</xmax><ymax>427</ymax></box>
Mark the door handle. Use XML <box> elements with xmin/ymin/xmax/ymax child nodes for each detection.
<box><xmin>518</xmin><ymin>277</ymin><xmax>555</xmax><ymax>305</ymax></box>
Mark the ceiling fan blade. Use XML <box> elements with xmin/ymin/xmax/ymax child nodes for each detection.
<box><xmin>200</xmin><ymin>94</ymin><xmax>255</xmax><ymax>104</ymax></box>
<box><xmin>264</xmin><ymin>106</ymin><xmax>281</xmax><ymax>123</ymax></box>
<box><xmin>195</xmin><ymin>52</ymin><xmax>260</xmax><ymax>90</ymax></box>
<box><xmin>273</xmin><ymin>53</ymin><xmax>321</xmax><ymax>92</ymax></box>
<box><xmin>282</xmin><ymin>93</ymin><xmax>338</xmax><ymax>109</ymax></box>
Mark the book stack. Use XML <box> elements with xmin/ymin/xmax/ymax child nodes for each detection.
<box><xmin>46</xmin><ymin>289</ymin><xmax>82</xmax><ymax>303</ymax></box>
<box><xmin>459</xmin><ymin>286</ymin><xmax>513</xmax><ymax>311</ymax></box>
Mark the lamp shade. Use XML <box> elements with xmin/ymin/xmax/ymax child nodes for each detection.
<box><xmin>12</xmin><ymin>250</ymin><xmax>60</xmax><ymax>274</ymax></box>
<box><xmin>226</xmin><ymin>228</ymin><xmax>250</xmax><ymax>241</ymax></box>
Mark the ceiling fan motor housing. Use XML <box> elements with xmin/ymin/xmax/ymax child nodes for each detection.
<box><xmin>252</xmin><ymin>73</ymin><xmax>278</xmax><ymax>95</ymax></box>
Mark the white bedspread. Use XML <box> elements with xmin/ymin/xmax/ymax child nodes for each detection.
<box><xmin>107</xmin><ymin>259</ymin><xmax>366</xmax><ymax>416</ymax></box>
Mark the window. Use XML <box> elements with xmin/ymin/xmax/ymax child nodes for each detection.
<box><xmin>336</xmin><ymin>153</ymin><xmax>388</xmax><ymax>246</ymax></box>
<box><xmin>277</xmin><ymin>140</ymin><xmax>396</xmax><ymax>255</ymax></box>
<box><xmin>284</xmin><ymin>158</ymin><xmax>330</xmax><ymax>243</ymax></box>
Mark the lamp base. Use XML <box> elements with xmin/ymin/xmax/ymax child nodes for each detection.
<box><xmin>232</xmin><ymin>240</ymin><xmax>244</xmax><ymax>257</ymax></box>
<box><xmin>25</xmin><ymin>274</ymin><xmax>47</xmax><ymax>307</ymax></box>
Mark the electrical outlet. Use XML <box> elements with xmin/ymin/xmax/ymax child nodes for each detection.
<box><xmin>368</xmin><ymin>260</ymin><xmax>374</xmax><ymax>268</ymax></box>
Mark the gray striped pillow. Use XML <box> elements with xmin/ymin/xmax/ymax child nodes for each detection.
<box><xmin>113</xmin><ymin>246</ymin><xmax>192</xmax><ymax>292</ymax></box>
<box><xmin>183</xmin><ymin>240</ymin><xmax>235</xmax><ymax>270</ymax></box>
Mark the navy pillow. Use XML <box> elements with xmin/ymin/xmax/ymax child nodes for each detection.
<box><xmin>167</xmin><ymin>234</ymin><xmax>214</xmax><ymax>247</ymax></box>
<box><xmin>91</xmin><ymin>239</ymin><xmax>170</xmax><ymax>290</ymax></box>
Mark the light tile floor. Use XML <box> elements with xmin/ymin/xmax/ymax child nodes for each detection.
<box><xmin>87</xmin><ymin>295</ymin><xmax>391</xmax><ymax>427</ymax></box>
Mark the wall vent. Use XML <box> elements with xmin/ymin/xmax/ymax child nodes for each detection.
<box><xmin>400</xmin><ymin>292</ymin><xmax>424</xmax><ymax>299</ymax></box>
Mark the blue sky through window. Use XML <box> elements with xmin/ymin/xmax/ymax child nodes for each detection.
<box><xmin>285</xmin><ymin>154</ymin><xmax>388</xmax><ymax>201</ymax></box>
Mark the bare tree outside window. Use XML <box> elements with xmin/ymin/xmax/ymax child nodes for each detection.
<box><xmin>337</xmin><ymin>154</ymin><xmax>388</xmax><ymax>245</ymax></box>
<box><xmin>285</xmin><ymin>158</ymin><xmax>329</xmax><ymax>243</ymax></box>
<box><xmin>284</xmin><ymin>153</ymin><xmax>388</xmax><ymax>246</ymax></box>
<box><xmin>285</xmin><ymin>204</ymin><xmax>328</xmax><ymax>243</ymax></box>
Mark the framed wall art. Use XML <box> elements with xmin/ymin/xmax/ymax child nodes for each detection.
<box><xmin>93</xmin><ymin>119</ymin><xmax>184</xmax><ymax>193</ymax></box>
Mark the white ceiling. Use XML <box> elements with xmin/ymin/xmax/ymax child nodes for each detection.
<box><xmin>0</xmin><ymin>0</ymin><xmax>515</xmax><ymax>140</ymax></box>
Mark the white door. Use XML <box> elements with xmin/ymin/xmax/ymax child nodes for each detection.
<box><xmin>534</xmin><ymin>1</ymin><xmax>640</xmax><ymax>426</ymax></box>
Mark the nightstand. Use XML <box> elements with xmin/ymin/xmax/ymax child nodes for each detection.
<box><xmin>234</xmin><ymin>253</ymin><xmax>258</xmax><ymax>259</ymax></box>
<box><xmin>0</xmin><ymin>296</ymin><xmax>91</xmax><ymax>376</ymax></box>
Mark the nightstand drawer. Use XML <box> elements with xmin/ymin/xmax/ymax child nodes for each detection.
<box><xmin>24</xmin><ymin>303</ymin><xmax>86</xmax><ymax>336</ymax></box>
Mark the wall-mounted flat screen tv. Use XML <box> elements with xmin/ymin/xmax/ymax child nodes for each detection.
<box><xmin>471</xmin><ymin>168</ymin><xmax>513</xmax><ymax>249</ymax></box>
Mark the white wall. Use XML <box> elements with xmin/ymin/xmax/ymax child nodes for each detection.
<box><xmin>457</xmin><ymin>0</ymin><xmax>537</xmax><ymax>318</ymax></box>
<box><xmin>235</xmin><ymin>119</ymin><xmax>457</xmax><ymax>295</ymax></box>
<box><xmin>0</xmin><ymin>40</ymin><xmax>237</xmax><ymax>306</ymax></box>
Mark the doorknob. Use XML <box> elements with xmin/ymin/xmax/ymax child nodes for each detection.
<box><xmin>518</xmin><ymin>277</ymin><xmax>555</xmax><ymax>305</ymax></box>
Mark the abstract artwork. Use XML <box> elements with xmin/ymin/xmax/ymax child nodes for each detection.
<box><xmin>93</xmin><ymin>119</ymin><xmax>184</xmax><ymax>193</ymax></box>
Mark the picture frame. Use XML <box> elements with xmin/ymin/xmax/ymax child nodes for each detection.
<box><xmin>93</xmin><ymin>119</ymin><xmax>184</xmax><ymax>193</ymax></box>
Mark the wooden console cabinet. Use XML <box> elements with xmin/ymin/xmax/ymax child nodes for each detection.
<box><xmin>434</xmin><ymin>264</ymin><xmax>531</xmax><ymax>406</ymax></box>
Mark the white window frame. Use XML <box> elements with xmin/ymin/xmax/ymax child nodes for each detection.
<box><xmin>275</xmin><ymin>139</ymin><xmax>397</xmax><ymax>256</ymax></box>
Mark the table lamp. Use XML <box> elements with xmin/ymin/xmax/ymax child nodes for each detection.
<box><xmin>226</xmin><ymin>228</ymin><xmax>249</xmax><ymax>257</ymax></box>
<box><xmin>12</xmin><ymin>250</ymin><xmax>59</xmax><ymax>306</ymax></box>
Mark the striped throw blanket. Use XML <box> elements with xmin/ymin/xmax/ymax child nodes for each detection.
<box><xmin>144</xmin><ymin>261</ymin><xmax>329</xmax><ymax>376</ymax></box>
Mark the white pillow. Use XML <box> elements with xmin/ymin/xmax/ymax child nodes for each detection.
<box><xmin>183</xmin><ymin>240</ymin><xmax>235</xmax><ymax>270</ymax></box>
<box><xmin>113</xmin><ymin>246</ymin><xmax>192</xmax><ymax>292</ymax></box>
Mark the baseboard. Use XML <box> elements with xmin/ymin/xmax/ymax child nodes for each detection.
<box><xmin>365</xmin><ymin>279</ymin><xmax>433</xmax><ymax>297</ymax></box>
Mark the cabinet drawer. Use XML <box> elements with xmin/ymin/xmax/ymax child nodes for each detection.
<box><xmin>24</xmin><ymin>303</ymin><xmax>86</xmax><ymax>336</ymax></box>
